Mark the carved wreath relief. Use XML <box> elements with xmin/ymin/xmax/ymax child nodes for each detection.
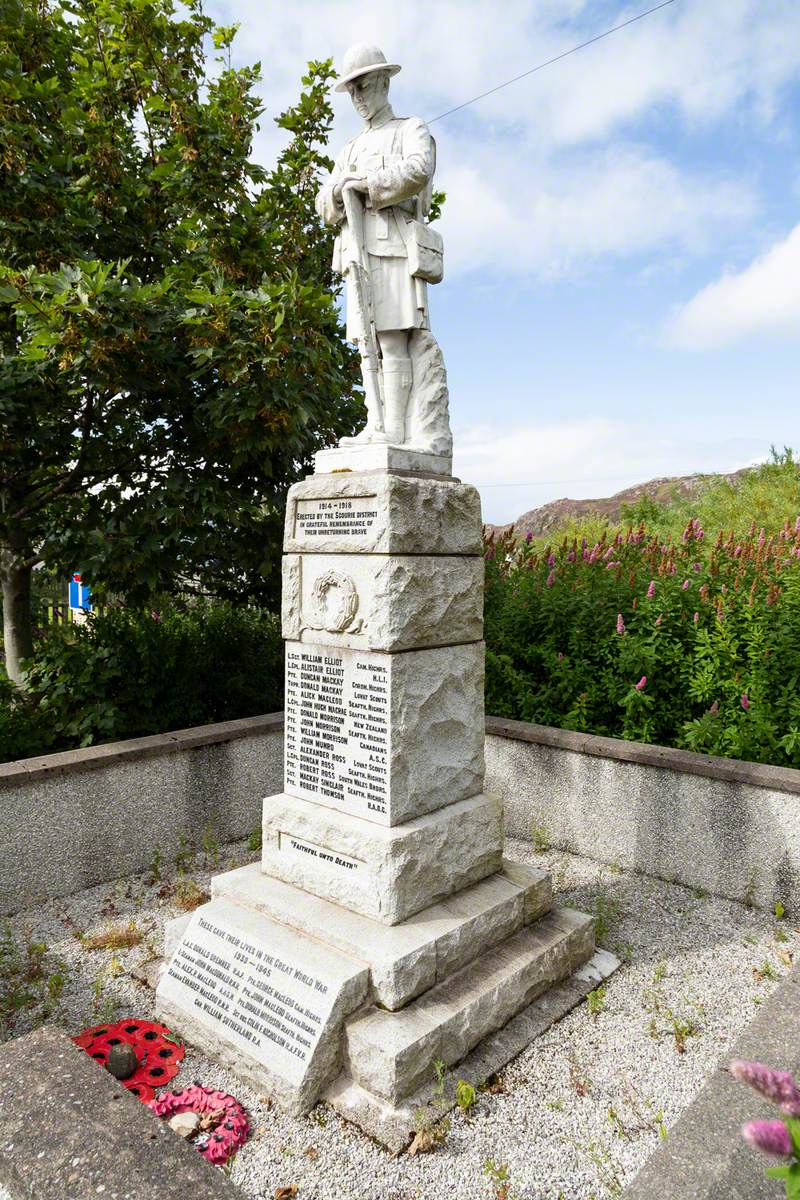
<box><xmin>307</xmin><ymin>570</ymin><xmax>363</xmax><ymax>635</ymax></box>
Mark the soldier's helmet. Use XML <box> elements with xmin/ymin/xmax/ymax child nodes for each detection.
<box><xmin>335</xmin><ymin>44</ymin><xmax>402</xmax><ymax>92</ymax></box>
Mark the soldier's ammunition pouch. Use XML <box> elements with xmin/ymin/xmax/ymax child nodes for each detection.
<box><xmin>397</xmin><ymin>214</ymin><xmax>444</xmax><ymax>285</ymax></box>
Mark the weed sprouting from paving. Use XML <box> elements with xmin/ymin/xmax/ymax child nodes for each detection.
<box><xmin>589</xmin><ymin>886</ymin><xmax>623</xmax><ymax>946</ymax></box>
<box><xmin>455</xmin><ymin>1079</ymin><xmax>477</xmax><ymax>1115</ymax></box>
<box><xmin>587</xmin><ymin>985</ymin><xmax>607</xmax><ymax>1017</ymax></box>
<box><xmin>174</xmin><ymin>877</ymin><xmax>210</xmax><ymax>912</ymax></box>
<box><xmin>483</xmin><ymin>1159</ymin><xmax>517</xmax><ymax>1200</ymax></box>
<box><xmin>531</xmin><ymin>822</ymin><xmax>551</xmax><ymax>853</ymax></box>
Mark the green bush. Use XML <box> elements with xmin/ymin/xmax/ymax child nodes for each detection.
<box><xmin>485</xmin><ymin>501</ymin><xmax>800</xmax><ymax>767</ymax></box>
<box><xmin>0</xmin><ymin>673</ymin><xmax>55</xmax><ymax>762</ymax></box>
<box><xmin>0</xmin><ymin>603</ymin><xmax>283</xmax><ymax>762</ymax></box>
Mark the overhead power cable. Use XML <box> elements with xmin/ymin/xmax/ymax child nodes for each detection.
<box><xmin>429</xmin><ymin>0</ymin><xmax>680</xmax><ymax>124</ymax></box>
<box><xmin>473</xmin><ymin>474</ymin><xmax>652</xmax><ymax>489</ymax></box>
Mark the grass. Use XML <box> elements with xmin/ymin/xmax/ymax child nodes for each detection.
<box><xmin>590</xmin><ymin>886</ymin><xmax>622</xmax><ymax>946</ymax></box>
<box><xmin>174</xmin><ymin>877</ymin><xmax>210</xmax><ymax>912</ymax></box>
<box><xmin>81</xmin><ymin>921</ymin><xmax>143</xmax><ymax>951</ymax></box>
<box><xmin>0</xmin><ymin>923</ymin><xmax>67</xmax><ymax>1037</ymax></box>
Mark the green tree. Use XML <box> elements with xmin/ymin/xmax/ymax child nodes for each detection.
<box><xmin>0</xmin><ymin>0</ymin><xmax>360</xmax><ymax>684</ymax></box>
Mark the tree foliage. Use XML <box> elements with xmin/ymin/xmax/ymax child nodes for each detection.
<box><xmin>0</xmin><ymin>0</ymin><xmax>360</xmax><ymax>679</ymax></box>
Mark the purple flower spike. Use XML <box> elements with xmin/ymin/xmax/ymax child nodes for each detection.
<box><xmin>616</xmin><ymin>613</ymin><xmax>625</xmax><ymax>635</ymax></box>
<box><xmin>635</xmin><ymin>676</ymin><xmax>647</xmax><ymax>691</ymax></box>
<box><xmin>682</xmin><ymin>579</ymin><xmax>690</xmax><ymax>590</ymax></box>
<box><xmin>731</xmin><ymin>1060</ymin><xmax>800</xmax><ymax>1114</ymax></box>
<box><xmin>742</xmin><ymin>1119</ymin><xmax>792</xmax><ymax>1157</ymax></box>
<box><xmin>741</xmin><ymin>693</ymin><xmax>750</xmax><ymax>711</ymax></box>
<box><xmin>647</xmin><ymin>580</ymin><xmax>656</xmax><ymax>599</ymax></box>
<box><xmin>693</xmin><ymin>611</ymin><xmax>699</xmax><ymax>623</ymax></box>
<box><xmin>546</xmin><ymin>569</ymin><xmax>555</xmax><ymax>588</ymax></box>
<box><xmin>525</xmin><ymin>530</ymin><xmax>533</xmax><ymax>543</ymax></box>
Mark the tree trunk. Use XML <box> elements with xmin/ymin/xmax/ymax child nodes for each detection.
<box><xmin>1</xmin><ymin>551</ymin><xmax>34</xmax><ymax>687</ymax></box>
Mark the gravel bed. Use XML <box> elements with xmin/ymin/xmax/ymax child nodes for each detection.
<box><xmin>2</xmin><ymin>836</ymin><xmax>794</xmax><ymax>1199</ymax></box>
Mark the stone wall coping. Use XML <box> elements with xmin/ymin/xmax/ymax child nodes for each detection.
<box><xmin>3</xmin><ymin>708</ymin><xmax>798</xmax><ymax>798</ymax></box>
<box><xmin>485</xmin><ymin>715</ymin><xmax>800</xmax><ymax>798</ymax></box>
<box><xmin>0</xmin><ymin>711</ymin><xmax>285</xmax><ymax>787</ymax></box>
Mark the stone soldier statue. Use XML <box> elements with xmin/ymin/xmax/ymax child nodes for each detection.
<box><xmin>315</xmin><ymin>44</ymin><xmax>452</xmax><ymax>457</ymax></box>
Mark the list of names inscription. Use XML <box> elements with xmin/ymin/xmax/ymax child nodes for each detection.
<box><xmin>163</xmin><ymin>912</ymin><xmax>331</xmax><ymax>1079</ymax></box>
<box><xmin>284</xmin><ymin>644</ymin><xmax>390</xmax><ymax>819</ymax></box>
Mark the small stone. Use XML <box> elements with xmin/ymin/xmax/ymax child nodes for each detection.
<box><xmin>105</xmin><ymin>1043</ymin><xmax>138</xmax><ymax>1080</ymax></box>
<box><xmin>168</xmin><ymin>1111</ymin><xmax>201</xmax><ymax>1139</ymax></box>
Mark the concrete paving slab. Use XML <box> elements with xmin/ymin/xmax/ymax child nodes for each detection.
<box><xmin>0</xmin><ymin>1025</ymin><xmax>245</xmax><ymax>1199</ymax></box>
<box><xmin>624</xmin><ymin>970</ymin><xmax>800</xmax><ymax>1199</ymax></box>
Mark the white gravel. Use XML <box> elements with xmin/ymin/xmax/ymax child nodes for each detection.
<box><xmin>2</xmin><ymin>836</ymin><xmax>794</xmax><ymax>1199</ymax></box>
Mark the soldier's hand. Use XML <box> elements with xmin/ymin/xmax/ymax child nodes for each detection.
<box><xmin>334</xmin><ymin>174</ymin><xmax>368</xmax><ymax>202</ymax></box>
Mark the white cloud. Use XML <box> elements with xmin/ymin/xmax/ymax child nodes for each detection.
<box><xmin>665</xmin><ymin>223</ymin><xmax>800</xmax><ymax>349</ymax></box>
<box><xmin>437</xmin><ymin>141</ymin><xmax>754</xmax><ymax>278</ymax></box>
<box><xmin>222</xmin><ymin>0</ymin><xmax>800</xmax><ymax>146</ymax></box>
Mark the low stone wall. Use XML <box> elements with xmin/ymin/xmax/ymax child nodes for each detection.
<box><xmin>5</xmin><ymin>712</ymin><xmax>800</xmax><ymax>916</ymax></box>
<box><xmin>486</xmin><ymin>717</ymin><xmax>800</xmax><ymax>914</ymax></box>
<box><xmin>0</xmin><ymin>715</ymin><xmax>282</xmax><ymax>915</ymax></box>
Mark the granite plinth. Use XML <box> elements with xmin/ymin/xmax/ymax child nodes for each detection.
<box><xmin>284</xmin><ymin>641</ymin><xmax>485</xmax><ymax>826</ymax></box>
<box><xmin>261</xmin><ymin>791</ymin><xmax>503</xmax><ymax>924</ymax></box>
<box><xmin>343</xmin><ymin>906</ymin><xmax>595</xmax><ymax>1104</ymax></box>
<box><xmin>211</xmin><ymin>858</ymin><xmax>552</xmax><ymax>1010</ymax></box>
<box><xmin>283</xmin><ymin>471</ymin><xmax>482</xmax><ymax>556</ymax></box>
<box><xmin>156</xmin><ymin>897</ymin><xmax>368</xmax><ymax>1114</ymax></box>
<box><xmin>282</xmin><ymin>552</ymin><xmax>483</xmax><ymax>651</ymax></box>
<box><xmin>327</xmin><ymin>950</ymin><xmax>620</xmax><ymax>1152</ymax></box>
<box><xmin>313</xmin><ymin>443</ymin><xmax>452</xmax><ymax>477</ymax></box>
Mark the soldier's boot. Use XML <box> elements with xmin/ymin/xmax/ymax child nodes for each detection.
<box><xmin>382</xmin><ymin>362</ymin><xmax>412</xmax><ymax>445</ymax></box>
<box><xmin>343</xmin><ymin>395</ymin><xmax>389</xmax><ymax>444</ymax></box>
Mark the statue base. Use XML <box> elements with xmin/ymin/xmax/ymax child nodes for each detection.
<box><xmin>314</xmin><ymin>442</ymin><xmax>453</xmax><ymax>478</ymax></box>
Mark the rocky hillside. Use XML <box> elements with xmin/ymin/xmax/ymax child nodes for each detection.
<box><xmin>488</xmin><ymin>468</ymin><xmax>750</xmax><ymax>541</ymax></box>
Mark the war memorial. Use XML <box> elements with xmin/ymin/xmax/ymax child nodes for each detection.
<box><xmin>155</xmin><ymin>43</ymin><xmax>616</xmax><ymax>1149</ymax></box>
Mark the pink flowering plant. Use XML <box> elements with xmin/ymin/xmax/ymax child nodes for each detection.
<box><xmin>732</xmin><ymin>1059</ymin><xmax>800</xmax><ymax>1196</ymax></box>
<box><xmin>484</xmin><ymin>456</ymin><xmax>800</xmax><ymax>765</ymax></box>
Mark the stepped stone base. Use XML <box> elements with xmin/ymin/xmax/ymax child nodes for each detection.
<box><xmin>261</xmin><ymin>791</ymin><xmax>503</xmax><ymax>924</ymax></box>
<box><xmin>327</xmin><ymin>949</ymin><xmax>620</xmax><ymax>1152</ymax></box>
<box><xmin>211</xmin><ymin>859</ymin><xmax>552</xmax><ymax>1010</ymax></box>
<box><xmin>344</xmin><ymin>906</ymin><xmax>595</xmax><ymax>1104</ymax></box>
<box><xmin>156</xmin><ymin>860</ymin><xmax>611</xmax><ymax>1132</ymax></box>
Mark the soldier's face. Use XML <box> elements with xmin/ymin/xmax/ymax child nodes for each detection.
<box><xmin>347</xmin><ymin>70</ymin><xmax>389</xmax><ymax>121</ymax></box>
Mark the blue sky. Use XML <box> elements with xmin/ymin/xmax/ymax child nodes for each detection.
<box><xmin>206</xmin><ymin>0</ymin><xmax>800</xmax><ymax>523</ymax></box>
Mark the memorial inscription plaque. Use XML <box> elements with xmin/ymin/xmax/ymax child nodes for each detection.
<box><xmin>295</xmin><ymin>496</ymin><xmax>378</xmax><ymax>542</ymax></box>
<box><xmin>284</xmin><ymin>644</ymin><xmax>390</xmax><ymax>820</ymax></box>
<box><xmin>279</xmin><ymin>832</ymin><xmax>364</xmax><ymax>880</ymax></box>
<box><xmin>158</xmin><ymin>898</ymin><xmax>367</xmax><ymax>1096</ymax></box>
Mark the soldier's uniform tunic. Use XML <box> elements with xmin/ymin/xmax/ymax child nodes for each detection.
<box><xmin>315</xmin><ymin>106</ymin><xmax>434</xmax><ymax>343</ymax></box>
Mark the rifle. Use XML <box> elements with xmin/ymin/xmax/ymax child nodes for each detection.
<box><xmin>342</xmin><ymin>184</ymin><xmax>384</xmax><ymax>433</ymax></box>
